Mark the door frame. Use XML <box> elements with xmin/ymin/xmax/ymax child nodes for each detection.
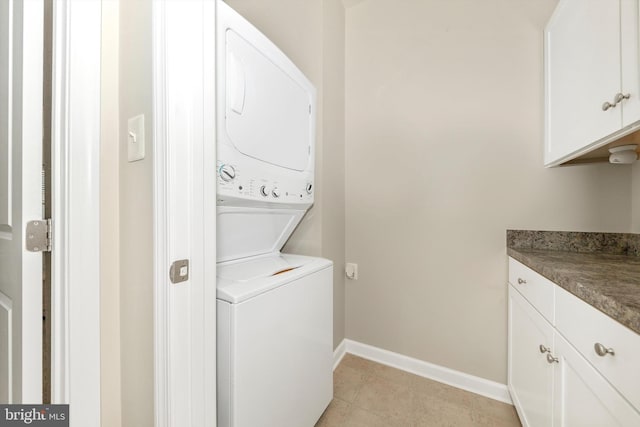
<box><xmin>152</xmin><ymin>1</ymin><xmax>217</xmax><ymax>425</ymax></box>
<box><xmin>50</xmin><ymin>0</ymin><xmax>101</xmax><ymax>423</ymax></box>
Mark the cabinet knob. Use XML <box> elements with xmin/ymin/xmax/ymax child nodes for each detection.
<box><xmin>603</xmin><ymin>93</ymin><xmax>631</xmax><ymax>111</ymax></box>
<box><xmin>594</xmin><ymin>343</ymin><xmax>615</xmax><ymax>357</ymax></box>
<box><xmin>602</xmin><ymin>101</ymin><xmax>616</xmax><ymax>111</ymax></box>
<box><xmin>517</xmin><ymin>278</ymin><xmax>527</xmax><ymax>285</ymax></box>
<box><xmin>546</xmin><ymin>353</ymin><xmax>559</xmax><ymax>364</ymax></box>
<box><xmin>614</xmin><ymin>92</ymin><xmax>631</xmax><ymax>104</ymax></box>
<box><xmin>539</xmin><ymin>344</ymin><xmax>550</xmax><ymax>354</ymax></box>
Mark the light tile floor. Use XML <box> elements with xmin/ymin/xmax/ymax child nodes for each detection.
<box><xmin>315</xmin><ymin>354</ymin><xmax>522</xmax><ymax>427</ymax></box>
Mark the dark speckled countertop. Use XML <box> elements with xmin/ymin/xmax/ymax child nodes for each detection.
<box><xmin>507</xmin><ymin>230</ymin><xmax>640</xmax><ymax>335</ymax></box>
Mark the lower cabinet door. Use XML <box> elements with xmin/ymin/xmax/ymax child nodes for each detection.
<box><xmin>508</xmin><ymin>285</ymin><xmax>554</xmax><ymax>427</ymax></box>
<box><xmin>553</xmin><ymin>333</ymin><xmax>640</xmax><ymax>426</ymax></box>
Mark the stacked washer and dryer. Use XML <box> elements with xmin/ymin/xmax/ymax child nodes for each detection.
<box><xmin>215</xmin><ymin>2</ymin><xmax>333</xmax><ymax>427</ymax></box>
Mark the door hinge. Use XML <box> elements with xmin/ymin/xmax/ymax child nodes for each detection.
<box><xmin>26</xmin><ymin>219</ymin><xmax>52</xmax><ymax>252</ymax></box>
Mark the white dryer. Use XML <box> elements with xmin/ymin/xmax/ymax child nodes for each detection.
<box><xmin>215</xmin><ymin>2</ymin><xmax>333</xmax><ymax>427</ymax></box>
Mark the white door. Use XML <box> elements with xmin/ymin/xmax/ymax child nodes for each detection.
<box><xmin>545</xmin><ymin>0</ymin><xmax>621</xmax><ymax>165</ymax></box>
<box><xmin>508</xmin><ymin>286</ymin><xmax>554</xmax><ymax>427</ymax></box>
<box><xmin>553</xmin><ymin>333</ymin><xmax>640</xmax><ymax>426</ymax></box>
<box><xmin>0</xmin><ymin>0</ymin><xmax>44</xmax><ymax>403</ymax></box>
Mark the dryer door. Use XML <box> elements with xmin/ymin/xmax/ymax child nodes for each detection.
<box><xmin>218</xmin><ymin>2</ymin><xmax>316</xmax><ymax>172</ymax></box>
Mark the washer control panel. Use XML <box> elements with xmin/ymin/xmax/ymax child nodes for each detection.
<box><xmin>217</xmin><ymin>162</ymin><xmax>314</xmax><ymax>205</ymax></box>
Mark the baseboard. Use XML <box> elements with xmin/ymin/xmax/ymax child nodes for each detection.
<box><xmin>336</xmin><ymin>339</ymin><xmax>512</xmax><ymax>405</ymax></box>
<box><xmin>333</xmin><ymin>339</ymin><xmax>347</xmax><ymax>371</ymax></box>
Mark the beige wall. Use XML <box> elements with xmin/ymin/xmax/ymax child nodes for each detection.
<box><xmin>100</xmin><ymin>2</ymin><xmax>122</xmax><ymax>426</ymax></box>
<box><xmin>225</xmin><ymin>0</ymin><xmax>347</xmax><ymax>347</ymax></box>
<box><xmin>345</xmin><ymin>0</ymin><xmax>632</xmax><ymax>384</ymax></box>
<box><xmin>321</xmin><ymin>0</ymin><xmax>347</xmax><ymax>348</ymax></box>
<box><xmin>119</xmin><ymin>0</ymin><xmax>154</xmax><ymax>425</ymax></box>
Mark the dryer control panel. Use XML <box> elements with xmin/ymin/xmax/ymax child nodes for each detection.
<box><xmin>217</xmin><ymin>161</ymin><xmax>314</xmax><ymax>207</ymax></box>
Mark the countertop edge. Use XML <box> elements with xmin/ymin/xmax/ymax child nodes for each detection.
<box><xmin>507</xmin><ymin>247</ymin><xmax>640</xmax><ymax>336</ymax></box>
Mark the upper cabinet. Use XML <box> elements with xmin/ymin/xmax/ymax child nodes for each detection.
<box><xmin>544</xmin><ymin>0</ymin><xmax>640</xmax><ymax>166</ymax></box>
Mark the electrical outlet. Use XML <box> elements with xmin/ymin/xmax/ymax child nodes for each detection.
<box><xmin>345</xmin><ymin>263</ymin><xmax>358</xmax><ymax>280</ymax></box>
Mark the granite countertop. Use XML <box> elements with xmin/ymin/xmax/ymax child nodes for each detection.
<box><xmin>507</xmin><ymin>231</ymin><xmax>640</xmax><ymax>335</ymax></box>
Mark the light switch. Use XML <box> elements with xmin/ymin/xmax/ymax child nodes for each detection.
<box><xmin>345</xmin><ymin>263</ymin><xmax>358</xmax><ymax>280</ymax></box>
<box><xmin>127</xmin><ymin>114</ymin><xmax>145</xmax><ymax>162</ymax></box>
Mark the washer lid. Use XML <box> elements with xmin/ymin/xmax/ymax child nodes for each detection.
<box><xmin>216</xmin><ymin>253</ymin><xmax>332</xmax><ymax>303</ymax></box>
<box><xmin>216</xmin><ymin>206</ymin><xmax>306</xmax><ymax>263</ymax></box>
<box><xmin>217</xmin><ymin>253</ymin><xmax>307</xmax><ymax>282</ymax></box>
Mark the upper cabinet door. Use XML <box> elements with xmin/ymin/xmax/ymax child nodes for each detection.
<box><xmin>621</xmin><ymin>0</ymin><xmax>640</xmax><ymax>127</ymax></box>
<box><xmin>545</xmin><ymin>0</ymin><xmax>622</xmax><ymax>166</ymax></box>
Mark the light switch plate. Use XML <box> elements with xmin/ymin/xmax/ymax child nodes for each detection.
<box><xmin>127</xmin><ymin>114</ymin><xmax>145</xmax><ymax>162</ymax></box>
<box><xmin>345</xmin><ymin>263</ymin><xmax>358</xmax><ymax>280</ymax></box>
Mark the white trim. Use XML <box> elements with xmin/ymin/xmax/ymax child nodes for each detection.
<box><xmin>0</xmin><ymin>290</ymin><xmax>13</xmax><ymax>402</ymax></box>
<box><xmin>50</xmin><ymin>0</ymin><xmax>70</xmax><ymax>403</ymax></box>
<box><xmin>338</xmin><ymin>339</ymin><xmax>513</xmax><ymax>404</ymax></box>
<box><xmin>152</xmin><ymin>0</ymin><xmax>169</xmax><ymax>424</ymax></box>
<box><xmin>0</xmin><ymin>0</ymin><xmax>14</xmax><ymax>229</ymax></box>
<box><xmin>50</xmin><ymin>0</ymin><xmax>101</xmax><ymax>423</ymax></box>
<box><xmin>333</xmin><ymin>339</ymin><xmax>347</xmax><ymax>371</ymax></box>
<box><xmin>508</xmin><ymin>382</ymin><xmax>529</xmax><ymax>427</ymax></box>
<box><xmin>153</xmin><ymin>1</ymin><xmax>217</xmax><ymax>426</ymax></box>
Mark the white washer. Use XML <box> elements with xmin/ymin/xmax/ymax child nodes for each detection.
<box><xmin>217</xmin><ymin>254</ymin><xmax>333</xmax><ymax>427</ymax></box>
<box><xmin>215</xmin><ymin>2</ymin><xmax>333</xmax><ymax>427</ymax></box>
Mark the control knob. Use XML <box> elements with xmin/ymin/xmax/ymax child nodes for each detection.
<box><xmin>219</xmin><ymin>164</ymin><xmax>236</xmax><ymax>182</ymax></box>
<box><xmin>259</xmin><ymin>185</ymin><xmax>269</xmax><ymax>197</ymax></box>
<box><xmin>272</xmin><ymin>188</ymin><xmax>281</xmax><ymax>198</ymax></box>
<box><xmin>305</xmin><ymin>183</ymin><xmax>313</xmax><ymax>194</ymax></box>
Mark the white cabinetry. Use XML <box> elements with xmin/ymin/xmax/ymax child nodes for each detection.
<box><xmin>553</xmin><ymin>333</ymin><xmax>640</xmax><ymax>426</ymax></box>
<box><xmin>508</xmin><ymin>258</ymin><xmax>640</xmax><ymax>426</ymax></box>
<box><xmin>544</xmin><ymin>0</ymin><xmax>640</xmax><ymax>166</ymax></box>
<box><xmin>508</xmin><ymin>287</ymin><xmax>554</xmax><ymax>427</ymax></box>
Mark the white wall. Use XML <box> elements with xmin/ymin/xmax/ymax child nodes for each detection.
<box><xmin>345</xmin><ymin>0</ymin><xmax>632</xmax><ymax>384</ymax></box>
<box><xmin>119</xmin><ymin>0</ymin><xmax>154</xmax><ymax>425</ymax></box>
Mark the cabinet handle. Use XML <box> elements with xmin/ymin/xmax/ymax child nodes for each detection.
<box><xmin>546</xmin><ymin>353</ymin><xmax>559</xmax><ymax>364</ymax></box>
<box><xmin>614</xmin><ymin>92</ymin><xmax>631</xmax><ymax>104</ymax></box>
<box><xmin>539</xmin><ymin>344</ymin><xmax>550</xmax><ymax>354</ymax></box>
<box><xmin>594</xmin><ymin>343</ymin><xmax>615</xmax><ymax>357</ymax></box>
<box><xmin>517</xmin><ymin>278</ymin><xmax>527</xmax><ymax>285</ymax></box>
<box><xmin>603</xmin><ymin>93</ymin><xmax>631</xmax><ymax>111</ymax></box>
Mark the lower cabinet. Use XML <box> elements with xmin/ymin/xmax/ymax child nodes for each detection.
<box><xmin>553</xmin><ymin>333</ymin><xmax>640</xmax><ymax>426</ymax></box>
<box><xmin>508</xmin><ymin>283</ymin><xmax>640</xmax><ymax>427</ymax></box>
<box><xmin>508</xmin><ymin>286</ymin><xmax>553</xmax><ymax>427</ymax></box>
